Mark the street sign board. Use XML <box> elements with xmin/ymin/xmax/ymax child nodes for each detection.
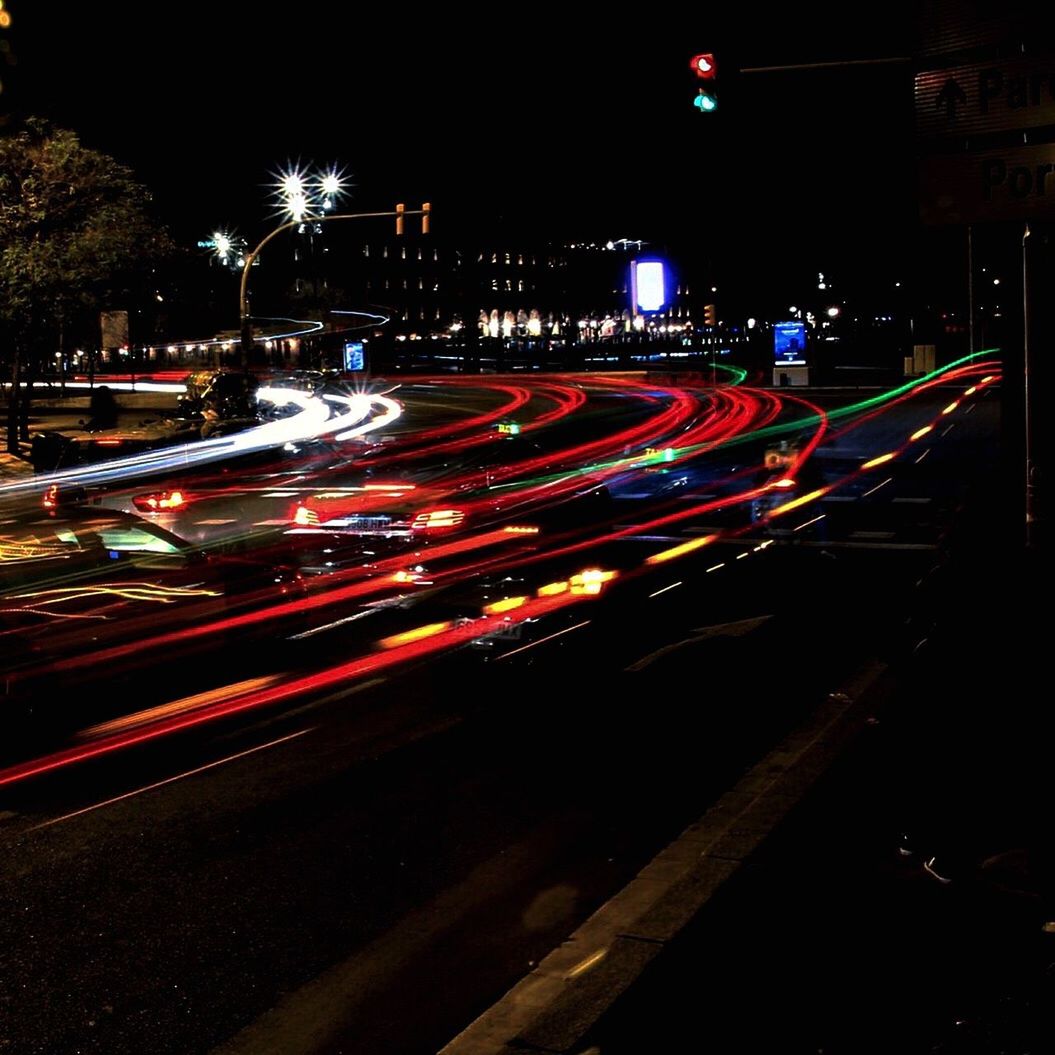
<box><xmin>916</xmin><ymin>58</ymin><xmax>1055</xmax><ymax>139</ymax></box>
<box><xmin>920</xmin><ymin>143</ymin><xmax>1055</xmax><ymax>224</ymax></box>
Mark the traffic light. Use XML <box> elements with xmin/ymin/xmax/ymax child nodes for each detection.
<box><xmin>704</xmin><ymin>303</ymin><xmax>717</xmax><ymax>326</ymax></box>
<box><xmin>395</xmin><ymin>202</ymin><xmax>405</xmax><ymax>236</ymax></box>
<box><xmin>689</xmin><ymin>52</ymin><xmax>718</xmax><ymax>113</ymax></box>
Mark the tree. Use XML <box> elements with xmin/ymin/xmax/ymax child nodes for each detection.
<box><xmin>0</xmin><ymin>118</ymin><xmax>172</xmax><ymax>453</ymax></box>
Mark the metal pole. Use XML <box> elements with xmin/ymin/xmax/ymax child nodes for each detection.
<box><xmin>967</xmin><ymin>224</ymin><xmax>976</xmax><ymax>354</ymax></box>
<box><xmin>1022</xmin><ymin>223</ymin><xmax>1034</xmax><ymax>549</ymax></box>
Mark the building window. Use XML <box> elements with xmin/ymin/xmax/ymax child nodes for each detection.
<box><xmin>401</xmin><ymin>246</ymin><xmax>407</xmax><ymax>260</ymax></box>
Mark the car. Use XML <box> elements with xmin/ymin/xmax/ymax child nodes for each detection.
<box><xmin>28</xmin><ymin>416</ymin><xmax>206</xmax><ymax>473</ymax></box>
<box><xmin>0</xmin><ymin>507</ymin><xmax>305</xmax><ymax>680</ymax></box>
<box><xmin>285</xmin><ymin>436</ymin><xmax>612</xmax><ymax>555</ymax></box>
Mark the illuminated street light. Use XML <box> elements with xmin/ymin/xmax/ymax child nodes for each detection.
<box><xmin>206</xmin><ymin>229</ymin><xmax>247</xmax><ymax>271</ymax></box>
<box><xmin>272</xmin><ymin>161</ymin><xmax>348</xmax><ymax>220</ymax></box>
<box><xmin>827</xmin><ymin>306</ymin><xmax>841</xmax><ymax>318</ymax></box>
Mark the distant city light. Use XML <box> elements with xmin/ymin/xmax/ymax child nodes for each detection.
<box><xmin>827</xmin><ymin>306</ymin><xmax>840</xmax><ymax>317</ymax></box>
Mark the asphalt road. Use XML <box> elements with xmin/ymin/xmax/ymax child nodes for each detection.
<box><xmin>0</xmin><ymin>371</ymin><xmax>1001</xmax><ymax>1055</ymax></box>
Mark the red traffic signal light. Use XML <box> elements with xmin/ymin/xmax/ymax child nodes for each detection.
<box><xmin>689</xmin><ymin>53</ymin><xmax>716</xmax><ymax>80</ymax></box>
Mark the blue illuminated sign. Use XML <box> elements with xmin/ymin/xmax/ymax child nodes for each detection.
<box><xmin>773</xmin><ymin>321</ymin><xmax>807</xmax><ymax>365</ymax></box>
<box><xmin>343</xmin><ymin>341</ymin><xmax>365</xmax><ymax>372</ymax></box>
<box><xmin>631</xmin><ymin>260</ymin><xmax>667</xmax><ymax>313</ymax></box>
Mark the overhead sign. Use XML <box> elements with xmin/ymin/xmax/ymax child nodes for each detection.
<box><xmin>920</xmin><ymin>143</ymin><xmax>1055</xmax><ymax>224</ymax></box>
<box><xmin>916</xmin><ymin>58</ymin><xmax>1055</xmax><ymax>138</ymax></box>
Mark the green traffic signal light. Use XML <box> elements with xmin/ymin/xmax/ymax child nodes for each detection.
<box><xmin>694</xmin><ymin>89</ymin><xmax>717</xmax><ymax>112</ymax></box>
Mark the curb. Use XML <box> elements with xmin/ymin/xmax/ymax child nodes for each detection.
<box><xmin>440</xmin><ymin>659</ymin><xmax>890</xmax><ymax>1055</ymax></box>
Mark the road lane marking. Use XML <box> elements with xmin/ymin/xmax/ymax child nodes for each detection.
<box><xmin>861</xmin><ymin>477</ymin><xmax>892</xmax><ymax>499</ymax></box>
<box><xmin>28</xmin><ymin>728</ymin><xmax>314</xmax><ymax>831</ymax></box>
<box><xmin>915</xmin><ymin>448</ymin><xmax>931</xmax><ymax>464</ymax></box>
<box><xmin>495</xmin><ymin>621</ymin><xmax>591</xmax><ymax>661</ymax></box>
<box><xmin>794</xmin><ymin>514</ymin><xmax>826</xmax><ymax>532</ymax></box>
<box><xmin>193</xmin><ymin>518</ymin><xmax>238</xmax><ymax>525</ymax></box>
<box><xmin>648</xmin><ymin>582</ymin><xmax>682</xmax><ymax>598</ymax></box>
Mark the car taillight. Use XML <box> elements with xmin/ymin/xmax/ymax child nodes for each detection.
<box><xmin>411</xmin><ymin>508</ymin><xmax>466</xmax><ymax>531</ymax></box>
<box><xmin>132</xmin><ymin>490</ymin><xmax>186</xmax><ymax>512</ymax></box>
<box><xmin>292</xmin><ymin>504</ymin><xmax>319</xmax><ymax>526</ymax></box>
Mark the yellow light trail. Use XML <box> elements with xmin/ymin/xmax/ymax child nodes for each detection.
<box><xmin>379</xmin><ymin>621</ymin><xmax>453</xmax><ymax>649</ymax></box>
<box><xmin>768</xmin><ymin>488</ymin><xmax>829</xmax><ymax>518</ymax></box>
<box><xmin>645</xmin><ymin>534</ymin><xmax>718</xmax><ymax>565</ymax></box>
<box><xmin>862</xmin><ymin>452</ymin><xmax>895</xmax><ymax>469</ymax></box>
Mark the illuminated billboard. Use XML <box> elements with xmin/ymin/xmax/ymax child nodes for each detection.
<box><xmin>630</xmin><ymin>259</ymin><xmax>667</xmax><ymax>313</ymax></box>
<box><xmin>773</xmin><ymin>321</ymin><xmax>807</xmax><ymax>365</ymax></box>
<box><xmin>343</xmin><ymin>341</ymin><xmax>365</xmax><ymax>372</ymax></box>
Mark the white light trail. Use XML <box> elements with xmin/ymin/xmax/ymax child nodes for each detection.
<box><xmin>0</xmin><ymin>391</ymin><xmax>402</xmax><ymax>501</ymax></box>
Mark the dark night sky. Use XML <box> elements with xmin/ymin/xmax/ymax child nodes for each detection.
<box><xmin>5</xmin><ymin>2</ymin><xmax>920</xmax><ymax>299</ymax></box>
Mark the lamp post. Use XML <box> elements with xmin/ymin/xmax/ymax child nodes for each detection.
<box><xmin>238</xmin><ymin>204</ymin><xmax>432</xmax><ymax>367</ymax></box>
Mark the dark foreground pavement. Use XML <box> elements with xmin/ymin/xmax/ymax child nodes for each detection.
<box><xmin>583</xmin><ymin>546</ymin><xmax>1054</xmax><ymax>1054</ymax></box>
<box><xmin>444</xmin><ymin>502</ymin><xmax>1053</xmax><ymax>1053</ymax></box>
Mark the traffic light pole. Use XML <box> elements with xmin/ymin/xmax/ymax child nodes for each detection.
<box><xmin>239</xmin><ymin>205</ymin><xmax>430</xmax><ymax>368</ymax></box>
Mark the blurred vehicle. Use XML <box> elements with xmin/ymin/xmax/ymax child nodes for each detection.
<box><xmin>286</xmin><ymin>436</ymin><xmax>611</xmax><ymax>555</ymax></box>
<box><xmin>0</xmin><ymin>507</ymin><xmax>305</xmax><ymax>684</ymax></box>
<box><xmin>177</xmin><ymin>368</ymin><xmax>259</xmax><ymax>420</ymax></box>
<box><xmin>28</xmin><ymin>370</ymin><xmax>266</xmax><ymax>474</ymax></box>
<box><xmin>29</xmin><ymin>416</ymin><xmax>205</xmax><ymax>473</ymax></box>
